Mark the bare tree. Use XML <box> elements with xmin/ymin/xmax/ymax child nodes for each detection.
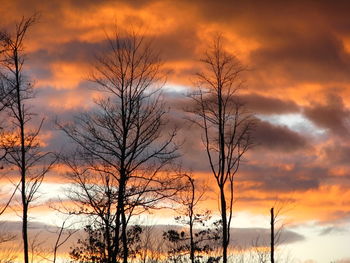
<box><xmin>269</xmin><ymin>200</ymin><xmax>294</xmax><ymax>263</ymax></box>
<box><xmin>0</xmin><ymin>16</ymin><xmax>56</xmax><ymax>263</ymax></box>
<box><xmin>59</xmin><ymin>29</ymin><xmax>180</xmax><ymax>263</ymax></box>
<box><xmin>181</xmin><ymin>174</ymin><xmax>205</xmax><ymax>263</ymax></box>
<box><xmin>247</xmin><ymin>201</ymin><xmax>293</xmax><ymax>263</ymax></box>
<box><xmin>63</xmin><ymin>157</ymin><xmax>121</xmax><ymax>263</ymax></box>
<box><xmin>164</xmin><ymin>174</ymin><xmax>220</xmax><ymax>263</ymax></box>
<box><xmin>188</xmin><ymin>35</ymin><xmax>253</xmax><ymax>263</ymax></box>
<box><xmin>50</xmin><ymin>218</ymin><xmax>78</xmax><ymax>263</ymax></box>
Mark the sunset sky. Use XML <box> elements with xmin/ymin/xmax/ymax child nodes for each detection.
<box><xmin>1</xmin><ymin>1</ymin><xmax>350</xmax><ymax>262</ymax></box>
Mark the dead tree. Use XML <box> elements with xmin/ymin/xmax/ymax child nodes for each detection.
<box><xmin>189</xmin><ymin>35</ymin><xmax>253</xmax><ymax>263</ymax></box>
<box><xmin>269</xmin><ymin>200</ymin><xmax>291</xmax><ymax>263</ymax></box>
<box><xmin>0</xmin><ymin>16</ymin><xmax>56</xmax><ymax>263</ymax></box>
<box><xmin>59</xmin><ymin>29</ymin><xmax>180</xmax><ymax>263</ymax></box>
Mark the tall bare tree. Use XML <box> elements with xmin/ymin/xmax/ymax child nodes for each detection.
<box><xmin>0</xmin><ymin>16</ymin><xmax>56</xmax><ymax>263</ymax></box>
<box><xmin>59</xmin><ymin>29</ymin><xmax>180</xmax><ymax>263</ymax></box>
<box><xmin>189</xmin><ymin>35</ymin><xmax>253</xmax><ymax>263</ymax></box>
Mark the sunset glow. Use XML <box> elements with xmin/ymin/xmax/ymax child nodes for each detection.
<box><xmin>0</xmin><ymin>1</ymin><xmax>350</xmax><ymax>263</ymax></box>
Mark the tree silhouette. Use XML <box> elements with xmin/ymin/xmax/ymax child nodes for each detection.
<box><xmin>59</xmin><ymin>29</ymin><xmax>180</xmax><ymax>263</ymax></box>
<box><xmin>70</xmin><ymin>224</ymin><xmax>142</xmax><ymax>263</ymax></box>
<box><xmin>163</xmin><ymin>174</ymin><xmax>220</xmax><ymax>263</ymax></box>
<box><xmin>0</xmin><ymin>15</ymin><xmax>56</xmax><ymax>263</ymax></box>
<box><xmin>189</xmin><ymin>35</ymin><xmax>253</xmax><ymax>263</ymax></box>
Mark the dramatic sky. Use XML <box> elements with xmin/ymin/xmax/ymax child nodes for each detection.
<box><xmin>1</xmin><ymin>1</ymin><xmax>350</xmax><ymax>262</ymax></box>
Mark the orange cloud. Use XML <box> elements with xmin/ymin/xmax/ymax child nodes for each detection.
<box><xmin>1</xmin><ymin>6</ymin><xmax>350</xmax><ymax>262</ymax></box>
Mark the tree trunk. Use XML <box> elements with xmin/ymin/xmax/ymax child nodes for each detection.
<box><xmin>15</xmin><ymin>47</ymin><xmax>29</xmax><ymax>263</ymax></box>
<box><xmin>112</xmin><ymin>179</ymin><xmax>125</xmax><ymax>263</ymax></box>
<box><xmin>22</xmin><ymin>200</ymin><xmax>29</xmax><ymax>263</ymax></box>
<box><xmin>189</xmin><ymin>216</ymin><xmax>195</xmax><ymax>263</ymax></box>
<box><xmin>105</xmin><ymin>219</ymin><xmax>112</xmax><ymax>263</ymax></box>
<box><xmin>20</xmin><ymin>110</ymin><xmax>29</xmax><ymax>263</ymax></box>
<box><xmin>270</xmin><ymin>207</ymin><xmax>274</xmax><ymax>263</ymax></box>
<box><xmin>112</xmin><ymin>211</ymin><xmax>120</xmax><ymax>263</ymax></box>
<box><xmin>121</xmin><ymin>209</ymin><xmax>128</xmax><ymax>263</ymax></box>
<box><xmin>220</xmin><ymin>188</ymin><xmax>228</xmax><ymax>263</ymax></box>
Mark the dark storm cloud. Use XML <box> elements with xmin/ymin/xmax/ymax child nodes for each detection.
<box><xmin>9</xmin><ymin>0</ymin><xmax>350</xmax><ymax>88</ymax></box>
<box><xmin>7</xmin><ymin>0</ymin><xmax>110</xmax><ymax>15</ymax></box>
<box><xmin>159</xmin><ymin>93</ymin><xmax>308</xmax><ymax>173</ymax></box>
<box><xmin>253</xmin><ymin>119</ymin><xmax>308</xmax><ymax>152</ymax></box>
<box><xmin>321</xmin><ymin>143</ymin><xmax>350</xmax><ymax>166</ymax></box>
<box><xmin>98</xmin><ymin>1</ymin><xmax>350</xmax><ymax>82</ymax></box>
<box><xmin>250</xmin><ymin>32</ymin><xmax>350</xmax><ymax>84</ymax></box>
<box><xmin>35</xmin><ymin>0</ymin><xmax>350</xmax><ymax>85</ymax></box>
<box><xmin>304</xmin><ymin>94</ymin><xmax>350</xmax><ymax>136</ymax></box>
<box><xmin>153</xmin><ymin>28</ymin><xmax>199</xmax><ymax>62</ymax></box>
<box><xmin>240</xmin><ymin>164</ymin><xmax>328</xmax><ymax>192</ymax></box>
<box><xmin>26</xmin><ymin>31</ymin><xmax>199</xmax><ymax>83</ymax></box>
<box><xmin>164</xmin><ymin>92</ymin><xmax>306</xmax><ymax>153</ymax></box>
<box><xmin>27</xmin><ymin>57</ymin><xmax>53</xmax><ymax>79</ymax></box>
<box><xmin>168</xmin><ymin>118</ymin><xmax>310</xmax><ymax>173</ymax></box>
<box><xmin>188</xmin><ymin>0</ymin><xmax>350</xmax><ymax>37</ymax></box>
<box><xmin>241</xmin><ymin>93</ymin><xmax>300</xmax><ymax>115</ymax></box>
<box><xmin>173</xmin><ymin>0</ymin><xmax>350</xmax><ymax>85</ymax></box>
<box><xmin>159</xmin><ymin>93</ymin><xmax>216</xmax><ymax>172</ymax></box>
<box><xmin>29</xmin><ymin>40</ymin><xmax>109</xmax><ymax>64</ymax></box>
<box><xmin>0</xmin><ymin>0</ymin><xmax>111</xmax><ymax>32</ymax></box>
<box><xmin>29</xmin><ymin>83</ymin><xmax>98</xmax><ymax>151</ymax></box>
<box><xmin>257</xmin><ymin>173</ymin><xmax>319</xmax><ymax>192</ymax></box>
